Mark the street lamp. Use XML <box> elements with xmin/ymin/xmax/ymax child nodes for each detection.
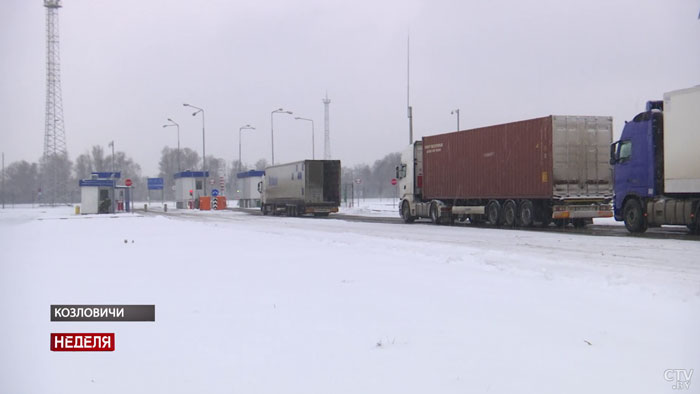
<box><xmin>451</xmin><ymin>109</ymin><xmax>460</xmax><ymax>131</ymax></box>
<box><xmin>294</xmin><ymin>117</ymin><xmax>315</xmax><ymax>160</ymax></box>
<box><xmin>238</xmin><ymin>124</ymin><xmax>255</xmax><ymax>174</ymax></box>
<box><xmin>162</xmin><ymin>118</ymin><xmax>181</xmax><ymax>172</ymax></box>
<box><xmin>108</xmin><ymin>141</ymin><xmax>115</xmax><ymax>173</ymax></box>
<box><xmin>271</xmin><ymin>108</ymin><xmax>293</xmax><ymax>165</ymax></box>
<box><xmin>183</xmin><ymin>103</ymin><xmax>206</xmax><ymax>194</ymax></box>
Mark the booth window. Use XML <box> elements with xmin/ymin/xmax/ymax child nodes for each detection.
<box><xmin>196</xmin><ymin>180</ymin><xmax>203</xmax><ymax>190</ymax></box>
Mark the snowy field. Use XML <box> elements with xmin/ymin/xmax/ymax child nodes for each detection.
<box><xmin>1</xmin><ymin>205</ymin><xmax>699</xmax><ymax>394</ymax></box>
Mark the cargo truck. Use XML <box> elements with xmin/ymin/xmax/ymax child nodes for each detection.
<box><xmin>398</xmin><ymin>115</ymin><xmax>614</xmax><ymax>227</ymax></box>
<box><xmin>610</xmin><ymin>86</ymin><xmax>700</xmax><ymax>234</ymax></box>
<box><xmin>260</xmin><ymin>160</ymin><xmax>341</xmax><ymax>216</ymax></box>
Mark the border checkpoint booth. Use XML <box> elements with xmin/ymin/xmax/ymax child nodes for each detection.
<box><xmin>237</xmin><ymin>170</ymin><xmax>264</xmax><ymax>208</ymax></box>
<box><xmin>79</xmin><ymin>172</ymin><xmax>131</xmax><ymax>214</ymax></box>
<box><xmin>175</xmin><ymin>171</ymin><xmax>209</xmax><ymax>209</ymax></box>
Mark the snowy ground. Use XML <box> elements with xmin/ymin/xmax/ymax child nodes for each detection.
<box><xmin>338</xmin><ymin>198</ymin><xmax>401</xmax><ymax>217</ymax></box>
<box><xmin>1</xmin><ymin>205</ymin><xmax>699</xmax><ymax>394</ymax></box>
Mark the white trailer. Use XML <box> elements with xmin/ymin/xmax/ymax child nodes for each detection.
<box><xmin>261</xmin><ymin>160</ymin><xmax>341</xmax><ymax>216</ymax></box>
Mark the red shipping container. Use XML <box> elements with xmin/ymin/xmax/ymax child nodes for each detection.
<box><xmin>422</xmin><ymin>115</ymin><xmax>613</xmax><ymax>201</ymax></box>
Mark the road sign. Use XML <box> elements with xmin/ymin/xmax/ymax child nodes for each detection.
<box><xmin>211</xmin><ymin>189</ymin><xmax>219</xmax><ymax>197</ymax></box>
<box><xmin>391</xmin><ymin>178</ymin><xmax>397</xmax><ymax>186</ymax></box>
<box><xmin>354</xmin><ymin>178</ymin><xmax>362</xmax><ymax>184</ymax></box>
<box><xmin>147</xmin><ymin>178</ymin><xmax>164</xmax><ymax>190</ymax></box>
<box><xmin>125</xmin><ymin>178</ymin><xmax>133</xmax><ymax>187</ymax></box>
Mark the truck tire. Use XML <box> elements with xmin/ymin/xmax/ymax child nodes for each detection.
<box><xmin>503</xmin><ymin>200</ymin><xmax>517</xmax><ymax>227</ymax></box>
<box><xmin>401</xmin><ymin>201</ymin><xmax>415</xmax><ymax>224</ymax></box>
<box><xmin>623</xmin><ymin>199</ymin><xmax>648</xmax><ymax>233</ymax></box>
<box><xmin>430</xmin><ymin>202</ymin><xmax>441</xmax><ymax>225</ymax></box>
<box><xmin>518</xmin><ymin>200</ymin><xmax>534</xmax><ymax>227</ymax></box>
<box><xmin>487</xmin><ymin>200</ymin><xmax>501</xmax><ymax>226</ymax></box>
<box><xmin>261</xmin><ymin>204</ymin><xmax>268</xmax><ymax>216</ymax></box>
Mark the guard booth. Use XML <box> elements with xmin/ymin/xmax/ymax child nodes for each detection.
<box><xmin>237</xmin><ymin>170</ymin><xmax>264</xmax><ymax>208</ymax></box>
<box><xmin>79</xmin><ymin>172</ymin><xmax>132</xmax><ymax>214</ymax></box>
<box><xmin>79</xmin><ymin>179</ymin><xmax>116</xmax><ymax>214</ymax></box>
<box><xmin>174</xmin><ymin>171</ymin><xmax>209</xmax><ymax>209</ymax></box>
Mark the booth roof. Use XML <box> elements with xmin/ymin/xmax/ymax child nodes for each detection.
<box><xmin>174</xmin><ymin>171</ymin><xmax>210</xmax><ymax>179</ymax></box>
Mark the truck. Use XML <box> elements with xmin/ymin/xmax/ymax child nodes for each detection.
<box><xmin>610</xmin><ymin>86</ymin><xmax>700</xmax><ymax>234</ymax></box>
<box><xmin>260</xmin><ymin>159</ymin><xmax>341</xmax><ymax>216</ymax></box>
<box><xmin>397</xmin><ymin>115</ymin><xmax>614</xmax><ymax>227</ymax></box>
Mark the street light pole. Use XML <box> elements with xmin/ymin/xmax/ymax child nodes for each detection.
<box><xmin>451</xmin><ymin>109</ymin><xmax>460</xmax><ymax>131</ymax></box>
<box><xmin>108</xmin><ymin>140</ymin><xmax>115</xmax><ymax>172</ymax></box>
<box><xmin>238</xmin><ymin>125</ymin><xmax>255</xmax><ymax>174</ymax></box>
<box><xmin>183</xmin><ymin>103</ymin><xmax>206</xmax><ymax>194</ymax></box>
<box><xmin>271</xmin><ymin>108</ymin><xmax>293</xmax><ymax>165</ymax></box>
<box><xmin>162</xmin><ymin>119</ymin><xmax>181</xmax><ymax>172</ymax></box>
<box><xmin>294</xmin><ymin>117</ymin><xmax>315</xmax><ymax>160</ymax></box>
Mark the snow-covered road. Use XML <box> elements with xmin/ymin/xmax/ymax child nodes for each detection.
<box><xmin>1</xmin><ymin>206</ymin><xmax>698</xmax><ymax>393</ymax></box>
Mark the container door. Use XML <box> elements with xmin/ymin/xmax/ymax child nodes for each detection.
<box><xmin>552</xmin><ymin>116</ymin><xmax>613</xmax><ymax>199</ymax></box>
<box><xmin>307</xmin><ymin>161</ymin><xmax>324</xmax><ymax>203</ymax></box>
<box><xmin>323</xmin><ymin>161</ymin><xmax>341</xmax><ymax>204</ymax></box>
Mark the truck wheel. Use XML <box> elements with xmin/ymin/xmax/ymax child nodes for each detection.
<box><xmin>487</xmin><ymin>201</ymin><xmax>501</xmax><ymax>226</ymax></box>
<box><xmin>623</xmin><ymin>199</ymin><xmax>648</xmax><ymax>233</ymax></box>
<box><xmin>261</xmin><ymin>204</ymin><xmax>267</xmax><ymax>215</ymax></box>
<box><xmin>503</xmin><ymin>200</ymin><xmax>517</xmax><ymax>227</ymax></box>
<box><xmin>401</xmin><ymin>201</ymin><xmax>415</xmax><ymax>224</ymax></box>
<box><xmin>430</xmin><ymin>203</ymin><xmax>441</xmax><ymax>225</ymax></box>
<box><xmin>518</xmin><ymin>200</ymin><xmax>534</xmax><ymax>227</ymax></box>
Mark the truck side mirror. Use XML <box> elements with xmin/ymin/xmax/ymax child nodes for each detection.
<box><xmin>609</xmin><ymin>142</ymin><xmax>619</xmax><ymax>165</ymax></box>
<box><xmin>395</xmin><ymin>166</ymin><xmax>399</xmax><ymax>179</ymax></box>
<box><xmin>257</xmin><ymin>182</ymin><xmax>262</xmax><ymax>193</ymax></box>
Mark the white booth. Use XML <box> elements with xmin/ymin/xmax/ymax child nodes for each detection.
<box><xmin>79</xmin><ymin>179</ymin><xmax>116</xmax><ymax>214</ymax></box>
<box><xmin>174</xmin><ymin>171</ymin><xmax>209</xmax><ymax>209</ymax></box>
<box><xmin>79</xmin><ymin>172</ymin><xmax>132</xmax><ymax>214</ymax></box>
<box><xmin>237</xmin><ymin>170</ymin><xmax>264</xmax><ymax>208</ymax></box>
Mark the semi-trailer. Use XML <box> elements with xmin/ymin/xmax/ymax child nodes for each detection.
<box><xmin>260</xmin><ymin>159</ymin><xmax>341</xmax><ymax>216</ymax></box>
<box><xmin>610</xmin><ymin>86</ymin><xmax>700</xmax><ymax>234</ymax></box>
<box><xmin>398</xmin><ymin>115</ymin><xmax>614</xmax><ymax>227</ymax></box>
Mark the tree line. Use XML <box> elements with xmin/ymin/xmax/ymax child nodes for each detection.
<box><xmin>0</xmin><ymin>147</ymin><xmax>401</xmax><ymax>205</ymax></box>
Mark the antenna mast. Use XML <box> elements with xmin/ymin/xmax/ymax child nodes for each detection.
<box><xmin>407</xmin><ymin>35</ymin><xmax>413</xmax><ymax>145</ymax></box>
<box><xmin>323</xmin><ymin>93</ymin><xmax>331</xmax><ymax>160</ymax></box>
<box><xmin>42</xmin><ymin>0</ymin><xmax>68</xmax><ymax>205</ymax></box>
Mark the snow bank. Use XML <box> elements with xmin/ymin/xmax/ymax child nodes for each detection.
<box><xmin>0</xmin><ymin>207</ymin><xmax>698</xmax><ymax>393</ymax></box>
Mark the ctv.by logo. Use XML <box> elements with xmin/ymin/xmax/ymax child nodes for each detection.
<box><xmin>665</xmin><ymin>369</ymin><xmax>694</xmax><ymax>390</ymax></box>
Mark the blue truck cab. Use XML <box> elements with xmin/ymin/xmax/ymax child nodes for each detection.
<box><xmin>610</xmin><ymin>87</ymin><xmax>700</xmax><ymax>234</ymax></box>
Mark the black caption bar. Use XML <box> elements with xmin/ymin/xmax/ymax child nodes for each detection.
<box><xmin>51</xmin><ymin>305</ymin><xmax>155</xmax><ymax>322</ymax></box>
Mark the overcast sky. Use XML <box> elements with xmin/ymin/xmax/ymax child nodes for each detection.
<box><xmin>1</xmin><ymin>0</ymin><xmax>698</xmax><ymax>175</ymax></box>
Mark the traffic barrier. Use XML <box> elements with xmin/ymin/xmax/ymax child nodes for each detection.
<box><xmin>217</xmin><ymin>196</ymin><xmax>227</xmax><ymax>210</ymax></box>
<box><xmin>199</xmin><ymin>196</ymin><xmax>211</xmax><ymax>210</ymax></box>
